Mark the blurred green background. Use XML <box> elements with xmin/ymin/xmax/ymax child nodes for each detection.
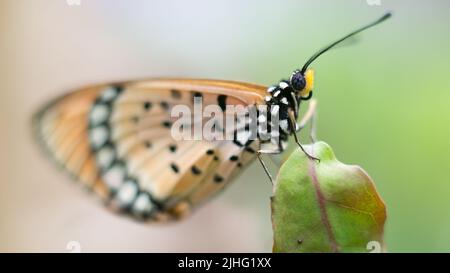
<box><xmin>1</xmin><ymin>0</ymin><xmax>450</xmax><ymax>252</ymax></box>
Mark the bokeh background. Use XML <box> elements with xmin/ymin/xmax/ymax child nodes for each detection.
<box><xmin>1</xmin><ymin>0</ymin><xmax>450</xmax><ymax>252</ymax></box>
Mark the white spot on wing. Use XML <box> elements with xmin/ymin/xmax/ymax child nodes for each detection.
<box><xmin>90</xmin><ymin>125</ymin><xmax>109</xmax><ymax>148</ymax></box>
<box><xmin>97</xmin><ymin>146</ymin><xmax>115</xmax><ymax>169</ymax></box>
<box><xmin>132</xmin><ymin>193</ymin><xmax>153</xmax><ymax>214</ymax></box>
<box><xmin>90</xmin><ymin>104</ymin><xmax>109</xmax><ymax>126</ymax></box>
<box><xmin>103</xmin><ymin>164</ymin><xmax>126</xmax><ymax>190</ymax></box>
<box><xmin>116</xmin><ymin>180</ymin><xmax>138</xmax><ymax>206</ymax></box>
<box><xmin>100</xmin><ymin>87</ymin><xmax>118</xmax><ymax>102</ymax></box>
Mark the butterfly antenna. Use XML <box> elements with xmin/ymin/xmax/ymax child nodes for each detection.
<box><xmin>301</xmin><ymin>12</ymin><xmax>392</xmax><ymax>73</ymax></box>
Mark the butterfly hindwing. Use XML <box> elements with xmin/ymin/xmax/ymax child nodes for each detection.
<box><xmin>34</xmin><ymin>86</ymin><xmax>110</xmax><ymax>200</ymax></box>
<box><xmin>34</xmin><ymin>79</ymin><xmax>267</xmax><ymax>221</ymax></box>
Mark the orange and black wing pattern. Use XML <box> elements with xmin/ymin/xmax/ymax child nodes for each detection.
<box><xmin>33</xmin><ymin>79</ymin><xmax>267</xmax><ymax>221</ymax></box>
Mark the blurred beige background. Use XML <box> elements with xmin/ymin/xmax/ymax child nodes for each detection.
<box><xmin>2</xmin><ymin>0</ymin><xmax>450</xmax><ymax>252</ymax></box>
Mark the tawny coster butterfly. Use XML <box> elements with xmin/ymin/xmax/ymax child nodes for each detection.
<box><xmin>33</xmin><ymin>13</ymin><xmax>391</xmax><ymax>221</ymax></box>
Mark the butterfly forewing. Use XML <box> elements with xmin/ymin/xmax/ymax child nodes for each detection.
<box><xmin>34</xmin><ymin>79</ymin><xmax>267</xmax><ymax>221</ymax></box>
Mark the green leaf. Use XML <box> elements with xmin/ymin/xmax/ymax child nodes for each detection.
<box><xmin>272</xmin><ymin>141</ymin><xmax>386</xmax><ymax>253</ymax></box>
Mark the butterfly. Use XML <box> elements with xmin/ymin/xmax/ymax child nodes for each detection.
<box><xmin>33</xmin><ymin>13</ymin><xmax>391</xmax><ymax>222</ymax></box>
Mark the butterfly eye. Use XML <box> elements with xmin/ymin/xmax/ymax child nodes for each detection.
<box><xmin>290</xmin><ymin>70</ymin><xmax>306</xmax><ymax>91</ymax></box>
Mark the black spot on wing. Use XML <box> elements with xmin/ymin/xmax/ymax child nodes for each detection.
<box><xmin>143</xmin><ymin>101</ymin><xmax>152</xmax><ymax>111</ymax></box>
<box><xmin>217</xmin><ymin>95</ymin><xmax>227</xmax><ymax>111</ymax></box>
<box><xmin>213</xmin><ymin>174</ymin><xmax>224</xmax><ymax>183</ymax></box>
<box><xmin>169</xmin><ymin>144</ymin><xmax>177</xmax><ymax>153</ymax></box>
<box><xmin>170</xmin><ymin>163</ymin><xmax>179</xmax><ymax>173</ymax></box>
<box><xmin>114</xmin><ymin>85</ymin><xmax>124</xmax><ymax>93</ymax></box>
<box><xmin>245</xmin><ymin>147</ymin><xmax>256</xmax><ymax>154</ymax></box>
<box><xmin>191</xmin><ymin>165</ymin><xmax>201</xmax><ymax>175</ymax></box>
<box><xmin>160</xmin><ymin>101</ymin><xmax>169</xmax><ymax>110</ymax></box>
<box><xmin>162</xmin><ymin>121</ymin><xmax>172</xmax><ymax>128</ymax></box>
<box><xmin>171</xmin><ymin>89</ymin><xmax>181</xmax><ymax>99</ymax></box>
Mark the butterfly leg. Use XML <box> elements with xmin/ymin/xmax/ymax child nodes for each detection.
<box><xmin>257</xmin><ymin>152</ymin><xmax>274</xmax><ymax>185</ymax></box>
<box><xmin>289</xmin><ymin>100</ymin><xmax>320</xmax><ymax>162</ymax></box>
<box><xmin>297</xmin><ymin>99</ymin><xmax>318</xmax><ymax>143</ymax></box>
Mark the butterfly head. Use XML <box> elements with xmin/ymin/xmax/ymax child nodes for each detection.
<box><xmin>290</xmin><ymin>69</ymin><xmax>314</xmax><ymax>99</ymax></box>
<box><xmin>264</xmin><ymin>12</ymin><xmax>391</xmax><ymax>141</ymax></box>
<box><xmin>287</xmin><ymin>12</ymin><xmax>392</xmax><ymax>103</ymax></box>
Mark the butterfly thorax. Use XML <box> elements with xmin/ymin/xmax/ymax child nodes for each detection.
<box><xmin>255</xmin><ymin>80</ymin><xmax>303</xmax><ymax>154</ymax></box>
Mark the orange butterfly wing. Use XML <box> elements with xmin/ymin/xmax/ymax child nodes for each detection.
<box><xmin>34</xmin><ymin>79</ymin><xmax>267</xmax><ymax>221</ymax></box>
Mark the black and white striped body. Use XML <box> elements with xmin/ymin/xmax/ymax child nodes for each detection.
<box><xmin>257</xmin><ymin>80</ymin><xmax>303</xmax><ymax>154</ymax></box>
